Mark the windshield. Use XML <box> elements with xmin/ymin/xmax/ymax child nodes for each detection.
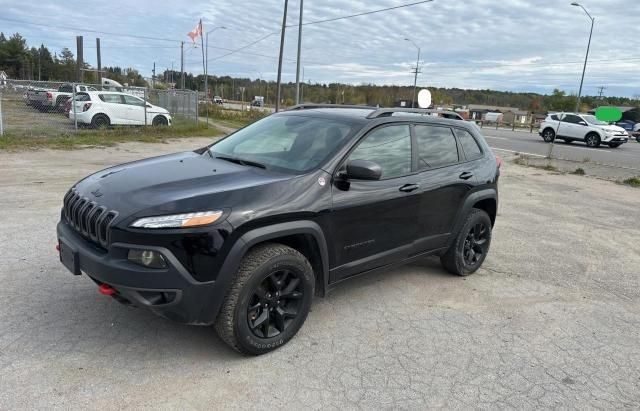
<box><xmin>209</xmin><ymin>115</ymin><xmax>357</xmax><ymax>173</ymax></box>
<box><xmin>582</xmin><ymin>115</ymin><xmax>608</xmax><ymax>126</ymax></box>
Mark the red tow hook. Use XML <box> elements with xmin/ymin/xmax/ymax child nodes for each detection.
<box><xmin>98</xmin><ymin>284</ymin><xmax>117</xmax><ymax>296</ymax></box>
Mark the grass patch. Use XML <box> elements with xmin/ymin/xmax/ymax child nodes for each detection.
<box><xmin>200</xmin><ymin>104</ymin><xmax>269</xmax><ymax>128</ymax></box>
<box><xmin>572</xmin><ymin>167</ymin><xmax>586</xmax><ymax>175</ymax></box>
<box><xmin>0</xmin><ymin>118</ymin><xmax>223</xmax><ymax>150</ymax></box>
<box><xmin>622</xmin><ymin>177</ymin><xmax>640</xmax><ymax>187</ymax></box>
<box><xmin>542</xmin><ymin>164</ymin><xmax>557</xmax><ymax>172</ymax></box>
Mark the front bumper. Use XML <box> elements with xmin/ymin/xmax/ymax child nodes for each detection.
<box><xmin>57</xmin><ymin>221</ymin><xmax>220</xmax><ymax>325</ymax></box>
<box><xmin>603</xmin><ymin>135</ymin><xmax>628</xmax><ymax>144</ymax></box>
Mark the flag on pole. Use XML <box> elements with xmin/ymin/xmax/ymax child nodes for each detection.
<box><xmin>187</xmin><ymin>19</ymin><xmax>203</xmax><ymax>43</ymax></box>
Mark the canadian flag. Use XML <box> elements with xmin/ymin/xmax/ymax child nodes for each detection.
<box><xmin>187</xmin><ymin>19</ymin><xmax>203</xmax><ymax>43</ymax></box>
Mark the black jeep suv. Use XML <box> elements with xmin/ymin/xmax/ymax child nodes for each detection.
<box><xmin>57</xmin><ymin>105</ymin><xmax>500</xmax><ymax>355</ymax></box>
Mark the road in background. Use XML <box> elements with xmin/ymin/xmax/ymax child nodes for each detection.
<box><xmin>482</xmin><ymin>128</ymin><xmax>640</xmax><ymax>170</ymax></box>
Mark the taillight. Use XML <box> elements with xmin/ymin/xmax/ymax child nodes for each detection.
<box><xmin>46</xmin><ymin>92</ymin><xmax>52</xmax><ymax>100</ymax></box>
<box><xmin>496</xmin><ymin>155</ymin><xmax>503</xmax><ymax>169</ymax></box>
<box><xmin>82</xmin><ymin>103</ymin><xmax>92</xmax><ymax>112</ymax></box>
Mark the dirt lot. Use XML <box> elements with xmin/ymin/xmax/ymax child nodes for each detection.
<box><xmin>1</xmin><ymin>140</ymin><xmax>639</xmax><ymax>409</ymax></box>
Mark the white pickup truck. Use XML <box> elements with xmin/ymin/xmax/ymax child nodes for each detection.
<box><xmin>28</xmin><ymin>83</ymin><xmax>97</xmax><ymax>111</ymax></box>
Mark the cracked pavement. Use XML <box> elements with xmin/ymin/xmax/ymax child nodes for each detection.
<box><xmin>1</xmin><ymin>139</ymin><xmax>639</xmax><ymax>409</ymax></box>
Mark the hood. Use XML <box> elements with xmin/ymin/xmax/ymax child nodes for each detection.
<box><xmin>599</xmin><ymin>124</ymin><xmax>626</xmax><ymax>133</ymax></box>
<box><xmin>74</xmin><ymin>151</ymin><xmax>292</xmax><ymax>219</ymax></box>
<box><xmin>148</xmin><ymin>104</ymin><xmax>170</xmax><ymax>114</ymax></box>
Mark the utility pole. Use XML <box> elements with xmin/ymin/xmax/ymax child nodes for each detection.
<box><xmin>152</xmin><ymin>62</ymin><xmax>156</xmax><ymax>88</ymax></box>
<box><xmin>180</xmin><ymin>41</ymin><xmax>185</xmax><ymax>89</ymax></box>
<box><xmin>38</xmin><ymin>47</ymin><xmax>41</xmax><ymax>81</ymax></box>
<box><xmin>275</xmin><ymin>0</ymin><xmax>289</xmax><ymax>112</ymax></box>
<box><xmin>295</xmin><ymin>0</ymin><xmax>304</xmax><ymax>104</ymax></box>
<box><xmin>96</xmin><ymin>38</ymin><xmax>101</xmax><ymax>86</ymax></box>
<box><xmin>404</xmin><ymin>38</ymin><xmax>421</xmax><ymax>108</ymax></box>
<box><xmin>76</xmin><ymin>36</ymin><xmax>84</xmax><ymax>83</ymax></box>
<box><xmin>597</xmin><ymin>86</ymin><xmax>606</xmax><ymax>100</ymax></box>
<box><xmin>572</xmin><ymin>2</ymin><xmax>594</xmax><ymax>113</ymax></box>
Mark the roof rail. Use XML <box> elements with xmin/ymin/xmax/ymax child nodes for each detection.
<box><xmin>366</xmin><ymin>108</ymin><xmax>464</xmax><ymax>120</ymax></box>
<box><xmin>287</xmin><ymin>104</ymin><xmax>378</xmax><ymax>111</ymax></box>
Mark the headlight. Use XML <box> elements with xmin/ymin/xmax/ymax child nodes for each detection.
<box><xmin>131</xmin><ymin>210</ymin><xmax>223</xmax><ymax>229</ymax></box>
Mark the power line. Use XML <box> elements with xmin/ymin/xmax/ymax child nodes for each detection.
<box><xmin>296</xmin><ymin>0</ymin><xmax>434</xmax><ymax>27</ymax></box>
<box><xmin>0</xmin><ymin>16</ymin><xmax>180</xmax><ymax>43</ymax></box>
<box><xmin>206</xmin><ymin>0</ymin><xmax>435</xmax><ymax>63</ymax></box>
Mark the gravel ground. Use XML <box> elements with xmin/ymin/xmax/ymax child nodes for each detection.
<box><xmin>0</xmin><ymin>140</ymin><xmax>639</xmax><ymax>409</ymax></box>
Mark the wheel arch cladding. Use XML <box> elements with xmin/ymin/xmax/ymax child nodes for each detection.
<box><xmin>473</xmin><ymin>198</ymin><xmax>497</xmax><ymax>227</ymax></box>
<box><xmin>205</xmin><ymin>220</ymin><xmax>330</xmax><ymax>324</ymax></box>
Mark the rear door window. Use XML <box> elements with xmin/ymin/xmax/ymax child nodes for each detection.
<box><xmin>414</xmin><ymin>125</ymin><xmax>459</xmax><ymax>169</ymax></box>
<box><xmin>99</xmin><ymin>94</ymin><xmax>124</xmax><ymax>104</ymax></box>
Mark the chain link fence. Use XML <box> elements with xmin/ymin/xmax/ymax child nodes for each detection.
<box><xmin>0</xmin><ymin>79</ymin><xmax>198</xmax><ymax>137</ymax></box>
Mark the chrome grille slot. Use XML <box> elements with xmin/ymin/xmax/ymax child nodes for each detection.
<box><xmin>62</xmin><ymin>189</ymin><xmax>118</xmax><ymax>249</ymax></box>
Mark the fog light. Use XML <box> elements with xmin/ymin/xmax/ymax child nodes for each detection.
<box><xmin>127</xmin><ymin>249</ymin><xmax>167</xmax><ymax>269</ymax></box>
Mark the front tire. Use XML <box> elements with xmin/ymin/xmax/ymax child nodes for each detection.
<box><xmin>215</xmin><ymin>243</ymin><xmax>314</xmax><ymax>355</ymax></box>
<box><xmin>152</xmin><ymin>115</ymin><xmax>168</xmax><ymax>126</ymax></box>
<box><xmin>585</xmin><ymin>132</ymin><xmax>601</xmax><ymax>148</ymax></box>
<box><xmin>440</xmin><ymin>209</ymin><xmax>492</xmax><ymax>276</ymax></box>
<box><xmin>541</xmin><ymin>128</ymin><xmax>555</xmax><ymax>142</ymax></box>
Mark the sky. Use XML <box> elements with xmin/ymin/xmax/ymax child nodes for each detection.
<box><xmin>1</xmin><ymin>0</ymin><xmax>639</xmax><ymax>97</ymax></box>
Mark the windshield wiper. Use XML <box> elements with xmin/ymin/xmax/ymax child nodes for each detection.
<box><xmin>215</xmin><ymin>156</ymin><xmax>266</xmax><ymax>169</ymax></box>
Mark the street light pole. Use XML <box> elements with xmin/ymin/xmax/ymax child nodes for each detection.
<box><xmin>571</xmin><ymin>2</ymin><xmax>595</xmax><ymax>113</ymax></box>
<box><xmin>405</xmin><ymin>38</ymin><xmax>420</xmax><ymax>108</ymax></box>
<box><xmin>204</xmin><ymin>26</ymin><xmax>227</xmax><ymax>127</ymax></box>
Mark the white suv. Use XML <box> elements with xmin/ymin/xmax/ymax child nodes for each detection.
<box><xmin>69</xmin><ymin>91</ymin><xmax>172</xmax><ymax>128</ymax></box>
<box><xmin>539</xmin><ymin>113</ymin><xmax>628</xmax><ymax>148</ymax></box>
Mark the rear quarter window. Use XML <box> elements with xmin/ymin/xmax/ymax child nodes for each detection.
<box><xmin>454</xmin><ymin>129</ymin><xmax>483</xmax><ymax>160</ymax></box>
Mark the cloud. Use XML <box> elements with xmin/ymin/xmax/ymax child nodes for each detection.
<box><xmin>1</xmin><ymin>0</ymin><xmax>639</xmax><ymax>97</ymax></box>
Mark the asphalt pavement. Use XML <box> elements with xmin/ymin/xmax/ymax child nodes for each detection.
<box><xmin>481</xmin><ymin>127</ymin><xmax>640</xmax><ymax>170</ymax></box>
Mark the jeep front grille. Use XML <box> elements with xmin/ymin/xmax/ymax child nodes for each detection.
<box><xmin>63</xmin><ymin>189</ymin><xmax>117</xmax><ymax>248</ymax></box>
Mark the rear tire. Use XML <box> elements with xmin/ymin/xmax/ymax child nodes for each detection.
<box><xmin>541</xmin><ymin>128</ymin><xmax>555</xmax><ymax>142</ymax></box>
<box><xmin>91</xmin><ymin>114</ymin><xmax>110</xmax><ymax>129</ymax></box>
<box><xmin>585</xmin><ymin>132</ymin><xmax>601</xmax><ymax>148</ymax></box>
<box><xmin>214</xmin><ymin>243</ymin><xmax>314</xmax><ymax>355</ymax></box>
<box><xmin>440</xmin><ymin>209</ymin><xmax>492</xmax><ymax>276</ymax></box>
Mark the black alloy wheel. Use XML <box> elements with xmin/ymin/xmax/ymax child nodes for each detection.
<box><xmin>247</xmin><ymin>268</ymin><xmax>304</xmax><ymax>339</ymax></box>
<box><xmin>462</xmin><ymin>222</ymin><xmax>489</xmax><ymax>267</ymax></box>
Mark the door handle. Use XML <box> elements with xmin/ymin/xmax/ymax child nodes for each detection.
<box><xmin>459</xmin><ymin>172</ymin><xmax>474</xmax><ymax>180</ymax></box>
<box><xmin>399</xmin><ymin>183</ymin><xmax>420</xmax><ymax>193</ymax></box>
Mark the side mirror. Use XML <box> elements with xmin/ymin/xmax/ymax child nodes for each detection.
<box><xmin>146</xmin><ymin>104</ymin><xmax>152</xmax><ymax>108</ymax></box>
<box><xmin>579</xmin><ymin>121</ymin><xmax>587</xmax><ymax>126</ymax></box>
<box><xmin>345</xmin><ymin>160</ymin><xmax>382</xmax><ymax>181</ymax></box>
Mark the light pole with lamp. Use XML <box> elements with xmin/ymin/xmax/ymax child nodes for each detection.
<box><xmin>404</xmin><ymin>38</ymin><xmax>421</xmax><ymax>108</ymax></box>
<box><xmin>205</xmin><ymin>25</ymin><xmax>227</xmax><ymax>126</ymax></box>
<box><xmin>571</xmin><ymin>2</ymin><xmax>594</xmax><ymax>113</ymax></box>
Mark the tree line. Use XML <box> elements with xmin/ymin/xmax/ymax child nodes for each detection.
<box><xmin>2</xmin><ymin>32</ymin><xmax>638</xmax><ymax>113</ymax></box>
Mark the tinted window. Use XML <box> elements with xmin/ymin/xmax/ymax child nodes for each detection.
<box><xmin>99</xmin><ymin>94</ymin><xmax>123</xmax><ymax>104</ymax></box>
<box><xmin>454</xmin><ymin>129</ymin><xmax>483</xmax><ymax>160</ymax></box>
<box><xmin>210</xmin><ymin>115</ymin><xmax>355</xmax><ymax>173</ymax></box>
<box><xmin>415</xmin><ymin>125</ymin><xmax>459</xmax><ymax>169</ymax></box>
<box><xmin>348</xmin><ymin>125</ymin><xmax>412</xmax><ymax>179</ymax></box>
<box><xmin>550</xmin><ymin>114</ymin><xmax>559</xmax><ymax>121</ymax></box>
<box><xmin>563</xmin><ymin>114</ymin><xmax>583</xmax><ymax>124</ymax></box>
<box><xmin>123</xmin><ymin>95</ymin><xmax>145</xmax><ymax>106</ymax></box>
